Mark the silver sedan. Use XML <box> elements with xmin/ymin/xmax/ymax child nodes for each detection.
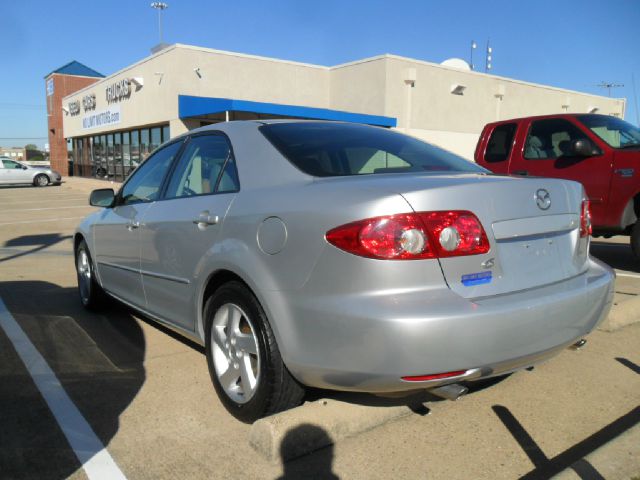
<box><xmin>0</xmin><ymin>157</ymin><xmax>62</xmax><ymax>186</ymax></box>
<box><xmin>75</xmin><ymin>121</ymin><xmax>614</xmax><ymax>422</ymax></box>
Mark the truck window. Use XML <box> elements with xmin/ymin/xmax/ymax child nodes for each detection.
<box><xmin>485</xmin><ymin>123</ymin><xmax>517</xmax><ymax>163</ymax></box>
<box><xmin>577</xmin><ymin>114</ymin><xmax>640</xmax><ymax>149</ymax></box>
<box><xmin>524</xmin><ymin>119</ymin><xmax>591</xmax><ymax>160</ymax></box>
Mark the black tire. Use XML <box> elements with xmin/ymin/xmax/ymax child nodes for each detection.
<box><xmin>631</xmin><ymin>220</ymin><xmax>640</xmax><ymax>261</ymax></box>
<box><xmin>75</xmin><ymin>239</ymin><xmax>106</xmax><ymax>310</ymax></box>
<box><xmin>204</xmin><ymin>281</ymin><xmax>304</xmax><ymax>423</ymax></box>
<box><xmin>34</xmin><ymin>173</ymin><xmax>49</xmax><ymax>187</ymax></box>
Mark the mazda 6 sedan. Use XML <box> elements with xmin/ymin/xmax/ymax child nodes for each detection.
<box><xmin>75</xmin><ymin>120</ymin><xmax>614</xmax><ymax>422</ymax></box>
<box><xmin>0</xmin><ymin>157</ymin><xmax>62</xmax><ymax>186</ymax></box>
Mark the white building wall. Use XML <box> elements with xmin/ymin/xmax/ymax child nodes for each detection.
<box><xmin>62</xmin><ymin>45</ymin><xmax>626</xmax><ymax>161</ymax></box>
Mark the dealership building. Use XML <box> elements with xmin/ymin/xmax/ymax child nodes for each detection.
<box><xmin>48</xmin><ymin>43</ymin><xmax>626</xmax><ymax>181</ymax></box>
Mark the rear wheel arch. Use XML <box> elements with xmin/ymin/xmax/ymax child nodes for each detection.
<box><xmin>201</xmin><ymin>273</ymin><xmax>304</xmax><ymax>421</ymax></box>
<box><xmin>620</xmin><ymin>193</ymin><xmax>640</xmax><ymax>231</ymax></box>
<box><xmin>73</xmin><ymin>233</ymin><xmax>85</xmax><ymax>253</ymax></box>
<box><xmin>199</xmin><ymin>270</ymin><xmax>254</xmax><ymax>339</ymax></box>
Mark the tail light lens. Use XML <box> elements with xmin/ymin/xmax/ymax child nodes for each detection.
<box><xmin>326</xmin><ymin>211</ymin><xmax>490</xmax><ymax>260</ymax></box>
<box><xmin>580</xmin><ymin>200</ymin><xmax>592</xmax><ymax>238</ymax></box>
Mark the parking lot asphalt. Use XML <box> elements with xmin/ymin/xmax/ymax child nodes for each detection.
<box><xmin>0</xmin><ymin>178</ymin><xmax>638</xmax><ymax>480</ymax></box>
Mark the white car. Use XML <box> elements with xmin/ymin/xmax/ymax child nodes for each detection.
<box><xmin>0</xmin><ymin>157</ymin><xmax>62</xmax><ymax>186</ymax></box>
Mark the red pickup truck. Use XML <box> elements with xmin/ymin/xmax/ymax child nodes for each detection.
<box><xmin>475</xmin><ymin>113</ymin><xmax>640</xmax><ymax>260</ymax></box>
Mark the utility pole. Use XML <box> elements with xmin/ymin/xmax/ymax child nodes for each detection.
<box><xmin>151</xmin><ymin>2</ymin><xmax>169</xmax><ymax>44</ymax></box>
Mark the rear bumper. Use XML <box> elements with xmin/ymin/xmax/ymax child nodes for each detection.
<box><xmin>271</xmin><ymin>257</ymin><xmax>614</xmax><ymax>392</ymax></box>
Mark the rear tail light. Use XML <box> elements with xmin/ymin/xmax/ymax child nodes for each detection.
<box><xmin>326</xmin><ymin>211</ymin><xmax>490</xmax><ymax>260</ymax></box>
<box><xmin>580</xmin><ymin>200</ymin><xmax>592</xmax><ymax>238</ymax></box>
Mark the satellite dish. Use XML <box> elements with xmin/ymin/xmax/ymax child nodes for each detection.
<box><xmin>440</xmin><ymin>58</ymin><xmax>471</xmax><ymax>71</ymax></box>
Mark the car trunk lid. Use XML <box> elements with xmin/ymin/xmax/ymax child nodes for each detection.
<box><xmin>362</xmin><ymin>173</ymin><xmax>588</xmax><ymax>298</ymax></box>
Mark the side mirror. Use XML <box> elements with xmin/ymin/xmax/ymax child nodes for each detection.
<box><xmin>22</xmin><ymin>165</ymin><xmax>28</xmax><ymax>170</ymax></box>
<box><xmin>570</xmin><ymin>138</ymin><xmax>598</xmax><ymax>157</ymax></box>
<box><xmin>89</xmin><ymin>188</ymin><xmax>115</xmax><ymax>208</ymax></box>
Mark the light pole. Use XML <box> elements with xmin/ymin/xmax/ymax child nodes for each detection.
<box><xmin>485</xmin><ymin>41</ymin><xmax>492</xmax><ymax>73</ymax></box>
<box><xmin>151</xmin><ymin>2</ymin><xmax>169</xmax><ymax>44</ymax></box>
<box><xmin>470</xmin><ymin>41</ymin><xmax>477</xmax><ymax>71</ymax></box>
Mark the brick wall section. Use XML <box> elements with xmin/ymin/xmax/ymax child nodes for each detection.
<box><xmin>45</xmin><ymin>74</ymin><xmax>100</xmax><ymax>175</ymax></box>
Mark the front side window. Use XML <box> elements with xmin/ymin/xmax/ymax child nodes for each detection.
<box><xmin>577</xmin><ymin>114</ymin><xmax>640</xmax><ymax>149</ymax></box>
<box><xmin>165</xmin><ymin>134</ymin><xmax>239</xmax><ymax>199</ymax></box>
<box><xmin>260</xmin><ymin>122</ymin><xmax>486</xmax><ymax>177</ymax></box>
<box><xmin>524</xmin><ymin>119</ymin><xmax>592</xmax><ymax>160</ymax></box>
<box><xmin>2</xmin><ymin>159</ymin><xmax>22</xmax><ymax>169</ymax></box>
<box><xmin>119</xmin><ymin>140</ymin><xmax>182</xmax><ymax>205</ymax></box>
<box><xmin>485</xmin><ymin>123</ymin><xmax>517</xmax><ymax>163</ymax></box>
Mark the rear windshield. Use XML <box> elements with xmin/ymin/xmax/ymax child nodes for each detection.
<box><xmin>259</xmin><ymin>122</ymin><xmax>486</xmax><ymax>177</ymax></box>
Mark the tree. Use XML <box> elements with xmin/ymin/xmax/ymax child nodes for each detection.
<box><xmin>25</xmin><ymin>143</ymin><xmax>38</xmax><ymax>151</ymax></box>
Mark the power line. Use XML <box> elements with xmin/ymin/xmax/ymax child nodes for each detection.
<box><xmin>0</xmin><ymin>103</ymin><xmax>46</xmax><ymax>109</ymax></box>
<box><xmin>0</xmin><ymin>137</ymin><xmax>48</xmax><ymax>140</ymax></box>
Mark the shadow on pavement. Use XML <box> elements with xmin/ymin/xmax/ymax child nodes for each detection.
<box><xmin>0</xmin><ymin>280</ymin><xmax>146</xmax><ymax>480</ymax></box>
<box><xmin>276</xmin><ymin>424</ymin><xmax>339</xmax><ymax>480</ymax></box>
<box><xmin>0</xmin><ymin>233</ymin><xmax>72</xmax><ymax>263</ymax></box>
<box><xmin>493</xmin><ymin>404</ymin><xmax>640</xmax><ymax>480</ymax></box>
<box><xmin>590</xmin><ymin>240</ymin><xmax>639</xmax><ymax>273</ymax></box>
<box><xmin>615</xmin><ymin>357</ymin><xmax>640</xmax><ymax>375</ymax></box>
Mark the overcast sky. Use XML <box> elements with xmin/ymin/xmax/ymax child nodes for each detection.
<box><xmin>1</xmin><ymin>0</ymin><xmax>639</xmax><ymax>149</ymax></box>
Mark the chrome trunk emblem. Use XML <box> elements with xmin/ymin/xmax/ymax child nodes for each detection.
<box><xmin>481</xmin><ymin>258</ymin><xmax>495</xmax><ymax>269</ymax></box>
<box><xmin>535</xmin><ymin>189</ymin><xmax>551</xmax><ymax>210</ymax></box>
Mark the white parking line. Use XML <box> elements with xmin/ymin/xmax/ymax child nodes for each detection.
<box><xmin>0</xmin><ymin>198</ymin><xmax>88</xmax><ymax>205</ymax></box>
<box><xmin>0</xmin><ymin>298</ymin><xmax>127</xmax><ymax>480</ymax></box>
<box><xmin>0</xmin><ymin>217</ymin><xmax>86</xmax><ymax>226</ymax></box>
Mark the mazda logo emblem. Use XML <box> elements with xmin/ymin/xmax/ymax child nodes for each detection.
<box><xmin>535</xmin><ymin>189</ymin><xmax>551</xmax><ymax>210</ymax></box>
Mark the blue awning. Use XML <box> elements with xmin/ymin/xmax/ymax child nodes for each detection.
<box><xmin>178</xmin><ymin>95</ymin><xmax>396</xmax><ymax>127</ymax></box>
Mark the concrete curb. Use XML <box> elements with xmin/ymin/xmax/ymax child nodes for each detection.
<box><xmin>551</xmin><ymin>421</ymin><xmax>640</xmax><ymax>480</ymax></box>
<box><xmin>598</xmin><ymin>295</ymin><xmax>640</xmax><ymax>332</ymax></box>
<box><xmin>249</xmin><ymin>398</ymin><xmax>418</xmax><ymax>462</ymax></box>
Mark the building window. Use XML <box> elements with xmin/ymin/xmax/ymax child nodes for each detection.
<box><xmin>131</xmin><ymin>130</ymin><xmax>140</xmax><ymax>169</ymax></box>
<box><xmin>150</xmin><ymin>127</ymin><xmax>161</xmax><ymax>152</ymax></box>
<box><xmin>141</xmin><ymin>129</ymin><xmax>150</xmax><ymax>161</ymax></box>
<box><xmin>114</xmin><ymin>132</ymin><xmax>123</xmax><ymax>181</ymax></box>
<box><xmin>70</xmin><ymin>124</ymin><xmax>169</xmax><ymax>180</ymax></box>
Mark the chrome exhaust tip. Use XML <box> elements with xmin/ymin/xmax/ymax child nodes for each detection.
<box><xmin>429</xmin><ymin>383</ymin><xmax>468</xmax><ymax>401</ymax></box>
<box><xmin>570</xmin><ymin>339</ymin><xmax>587</xmax><ymax>350</ymax></box>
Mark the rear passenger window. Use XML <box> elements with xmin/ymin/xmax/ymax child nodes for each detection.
<box><xmin>165</xmin><ymin>134</ymin><xmax>239</xmax><ymax>198</ymax></box>
<box><xmin>485</xmin><ymin>124</ymin><xmax>517</xmax><ymax>163</ymax></box>
<box><xmin>524</xmin><ymin>119</ymin><xmax>591</xmax><ymax>160</ymax></box>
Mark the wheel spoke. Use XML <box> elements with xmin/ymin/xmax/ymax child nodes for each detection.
<box><xmin>211</xmin><ymin>326</ymin><xmax>228</xmax><ymax>356</ymax></box>
<box><xmin>238</xmin><ymin>356</ymin><xmax>256</xmax><ymax>392</ymax></box>
<box><xmin>235</xmin><ymin>332</ymin><xmax>258</xmax><ymax>356</ymax></box>
<box><xmin>219</xmin><ymin>364</ymin><xmax>240</xmax><ymax>389</ymax></box>
<box><xmin>229</xmin><ymin>305</ymin><xmax>242</xmax><ymax>333</ymax></box>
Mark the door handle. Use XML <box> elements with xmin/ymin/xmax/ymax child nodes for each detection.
<box><xmin>126</xmin><ymin>221</ymin><xmax>140</xmax><ymax>231</ymax></box>
<box><xmin>614</xmin><ymin>168</ymin><xmax>634</xmax><ymax>178</ymax></box>
<box><xmin>513</xmin><ymin>170</ymin><xmax>529</xmax><ymax>176</ymax></box>
<box><xmin>193</xmin><ymin>211</ymin><xmax>219</xmax><ymax>229</ymax></box>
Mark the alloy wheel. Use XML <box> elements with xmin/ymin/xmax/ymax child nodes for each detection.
<box><xmin>210</xmin><ymin>303</ymin><xmax>261</xmax><ymax>403</ymax></box>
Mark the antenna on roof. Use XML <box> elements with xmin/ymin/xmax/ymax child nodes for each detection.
<box><xmin>596</xmin><ymin>81</ymin><xmax>624</xmax><ymax>97</ymax></box>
